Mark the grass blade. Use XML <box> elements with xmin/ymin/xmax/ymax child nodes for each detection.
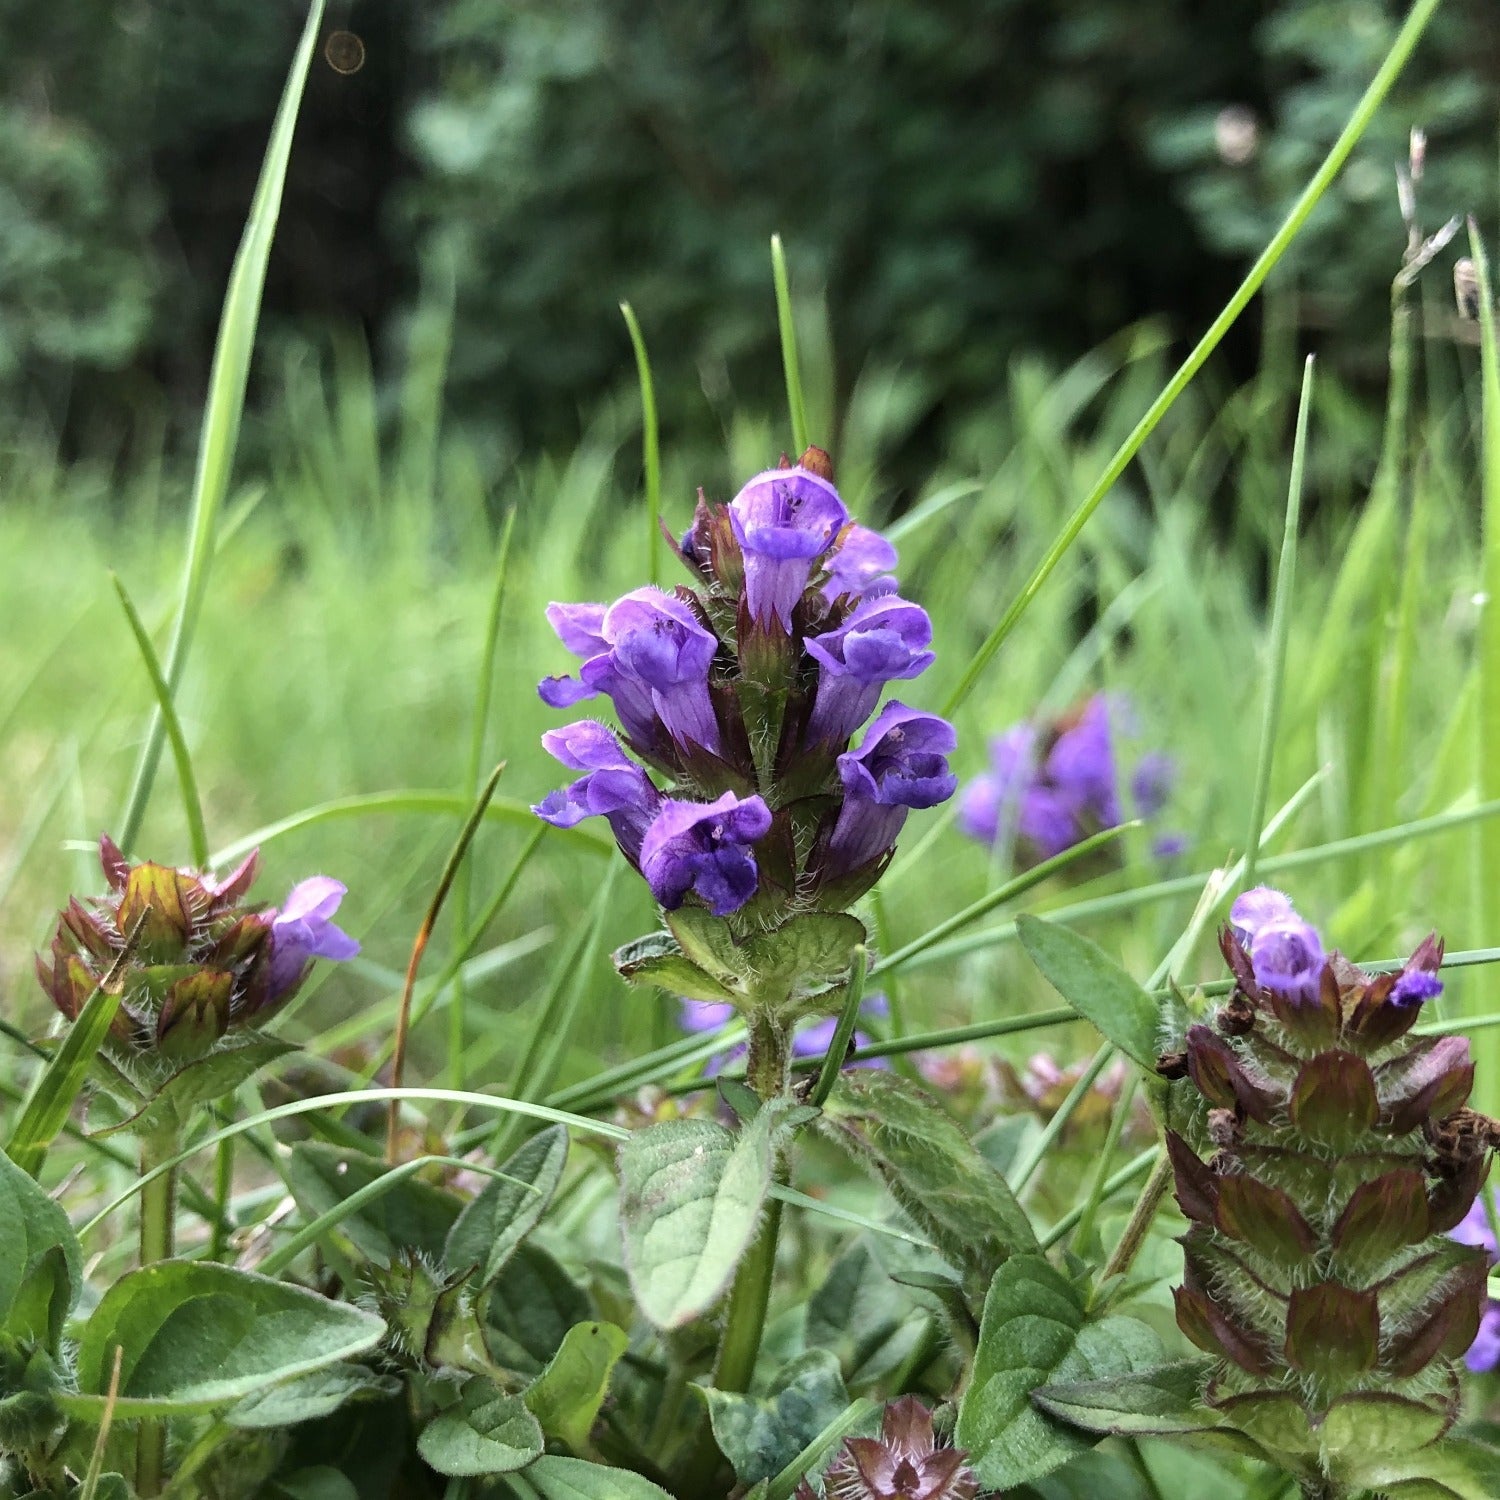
<box><xmin>771</xmin><ymin>234</ymin><xmax>810</xmax><ymax>453</ymax></box>
<box><xmin>942</xmin><ymin>0</ymin><xmax>1447</xmax><ymax>716</ymax></box>
<box><xmin>620</xmin><ymin>303</ymin><xmax>662</xmax><ymax>584</ymax></box>
<box><xmin>110</xmin><ymin>574</ymin><xmax>209</xmax><ymax>867</ymax></box>
<box><xmin>116</xmin><ymin>0</ymin><xmax>327</xmax><ymax>850</ymax></box>
<box><xmin>1243</xmin><ymin>357</ymin><xmax>1315</xmax><ymax>886</ymax></box>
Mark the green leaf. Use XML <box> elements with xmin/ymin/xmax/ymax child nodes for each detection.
<box><xmin>7</xmin><ymin>980</ymin><xmax>124</xmax><ymax>1179</ymax></box>
<box><xmin>0</xmin><ymin>1149</ymin><xmax>82</xmax><ymax>1347</ymax></box>
<box><xmin>1015</xmin><ymin>915</ymin><xmax>1162</xmax><ymax>1072</ymax></box>
<box><xmin>744</xmin><ymin>913</ymin><xmax>867</xmax><ymax>996</ymax></box>
<box><xmin>485</xmin><ymin>1243</ymin><xmax>593</xmax><ymax>1374</ymax></box>
<box><xmin>665</xmin><ymin>907</ymin><xmax>746</xmax><ymax>983</ymax></box>
<box><xmin>956</xmin><ymin>1253</ymin><xmax>1165</xmax><ymax>1490</ymax></box>
<box><xmin>101</xmin><ymin>1034</ymin><xmax>297</xmax><ymax>1137</ymax></box>
<box><xmin>523</xmin><ymin>1321</ymin><xmax>628</xmax><ymax>1450</ymax></box>
<box><xmin>272</xmin><ymin>1469</ymin><xmax>359</xmax><ymax>1500</ymax></box>
<box><xmin>618</xmin><ymin>1107</ymin><xmax>779</xmax><ymax>1329</ymax></box>
<box><xmin>1031</xmin><ymin>1360</ymin><xmax>1222</xmax><ymax>1437</ymax></box>
<box><xmin>702</xmin><ymin>1350</ymin><xmax>849</xmax><ymax>1486</ymax></box>
<box><xmin>821</xmin><ymin>1070</ymin><xmax>1037</xmax><ymax>1300</ymax></box>
<box><xmin>521</xmin><ymin>1455</ymin><xmax>675</xmax><ymax>1499</ymax></box>
<box><xmin>226</xmin><ymin>1362</ymin><xmax>399</xmax><ymax>1429</ymax></box>
<box><xmin>417</xmin><ymin>1377</ymin><xmax>544</xmax><ymax>1477</ymax></box>
<box><xmin>71</xmin><ymin>1261</ymin><xmax>385</xmax><ymax>1416</ymax></box>
<box><xmin>284</xmin><ymin>1141</ymin><xmax>461</xmax><ymax>1267</ymax></box>
<box><xmin>445</xmin><ymin>1125</ymin><xmax>568</xmax><ymax>1287</ymax></box>
<box><xmin>1348</xmin><ymin>1438</ymin><xmax>1500</xmax><ymax>1500</ymax></box>
<box><xmin>1022</xmin><ymin>1447</ymin><xmax>1157</xmax><ymax>1500</ymax></box>
<box><xmin>613</xmin><ymin>934</ymin><xmax>738</xmax><ymax>1003</ymax></box>
<box><xmin>805</xmin><ymin>1240</ymin><xmax>932</xmax><ymax>1392</ymax></box>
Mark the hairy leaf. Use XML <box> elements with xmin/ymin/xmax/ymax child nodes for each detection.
<box><xmin>445</xmin><ymin>1124</ymin><xmax>568</xmax><ymax>1287</ymax></box>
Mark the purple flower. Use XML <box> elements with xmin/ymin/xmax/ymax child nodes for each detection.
<box><xmin>680</xmin><ymin>992</ymin><xmax>890</xmax><ymax>1074</ymax></box>
<box><xmin>640</xmin><ymin>791</ymin><xmax>773</xmax><ymax>916</ymax></box>
<box><xmin>804</xmin><ymin>595</ymin><xmax>935</xmax><ymax>747</ymax></box>
<box><xmin>1248</xmin><ymin>916</ymin><xmax>1326</xmax><ymax>1005</ymax></box>
<box><xmin>1131</xmin><ymin>751</ymin><xmax>1176</xmax><ymax>820</ymax></box>
<box><xmin>728</xmin><ymin>468</ymin><xmax>849</xmax><ymax>629</ymax></box>
<box><xmin>1391</xmin><ymin>969</ymin><xmax>1444</xmax><ymax>1006</ymax></box>
<box><xmin>826</xmin><ymin>703</ymin><xmax>957</xmax><ymax>875</ymax></box>
<box><xmin>539</xmin><ymin>589</ymin><xmax>722</xmax><ymax>756</ymax></box>
<box><xmin>533</xmin><ymin>721</ymin><xmax>661</xmax><ymax>862</ymax></box>
<box><xmin>955</xmin><ymin>726</ymin><xmax>1037</xmax><ymax>845</ymax></box>
<box><xmin>1229</xmin><ymin>887</ymin><xmax>1298</xmax><ymax>944</ymax></box>
<box><xmin>1046</xmin><ymin>697</ymin><xmax>1122</xmax><ymax>829</ymax></box>
<box><xmin>267</xmin><ymin>877</ymin><xmax>359</xmax><ymax>1000</ymax></box>
<box><xmin>821</xmin><ymin>523</ymin><xmax>898</xmax><ymax>602</ymax></box>
<box><xmin>1450</xmin><ymin>1191</ymin><xmax>1500</xmax><ymax>1372</ymax></box>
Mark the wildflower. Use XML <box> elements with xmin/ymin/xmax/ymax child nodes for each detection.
<box><xmin>793</xmin><ymin>1395</ymin><xmax>978</xmax><ymax>1500</ymax></box>
<box><xmin>957</xmin><ymin>693</ymin><xmax>1178</xmax><ymax>864</ymax></box>
<box><xmin>1161</xmin><ymin>886</ymin><xmax>1489</xmax><ymax>1463</ymax></box>
<box><xmin>679</xmin><ymin>992</ymin><xmax>890</xmax><ymax>1074</ymax></box>
<box><xmin>535</xmin><ymin>450</ymin><xmax>955</xmax><ymax>933</ymax></box>
<box><xmin>639</xmin><ymin>793</ymin><xmax>773</xmax><ymax>916</ymax></box>
<box><xmin>265</xmin><ymin>877</ymin><xmax>359</xmax><ymax>1002</ymax></box>
<box><xmin>36</xmin><ymin>835</ymin><xmax>357</xmax><ymax>1067</ymax></box>
<box><xmin>824</xmin><ymin>703</ymin><xmax>958</xmax><ymax>882</ymax></box>
<box><xmin>728</xmin><ymin>467</ymin><xmax>849</xmax><ymax>629</ymax></box>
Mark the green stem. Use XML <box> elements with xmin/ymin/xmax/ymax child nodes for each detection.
<box><xmin>680</xmin><ymin>1011</ymin><xmax>790</xmax><ymax>1496</ymax></box>
<box><xmin>1101</xmin><ymin>1151</ymin><xmax>1173</xmax><ymax>1283</ymax></box>
<box><xmin>136</xmin><ymin>1133</ymin><xmax>179</xmax><ymax>1496</ymax></box>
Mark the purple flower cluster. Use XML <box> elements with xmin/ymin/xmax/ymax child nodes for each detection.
<box><xmin>957</xmin><ymin>694</ymin><xmax>1181</xmax><ymax>864</ymax></box>
<box><xmin>1228</xmin><ymin>884</ymin><xmax>1444</xmax><ymax>1010</ymax></box>
<box><xmin>533</xmin><ymin>454</ymin><xmax>956</xmax><ymax>919</ymax></box>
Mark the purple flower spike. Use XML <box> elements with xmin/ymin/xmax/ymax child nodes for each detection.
<box><xmin>1248</xmin><ymin>916</ymin><xmax>1325</xmax><ymax>1005</ymax></box>
<box><xmin>1230</xmin><ymin>887</ymin><xmax>1298</xmax><ymax>944</ymax></box>
<box><xmin>268</xmin><ymin>877</ymin><xmax>359</xmax><ymax>1000</ymax></box>
<box><xmin>602</xmin><ymin>588</ymin><xmax>722</xmax><ymax>754</ymax></box>
<box><xmin>640</xmin><ymin>791</ymin><xmax>773</xmax><ymax>916</ymax></box>
<box><xmin>1046</xmin><ymin>697</ymin><xmax>1122</xmax><ymax>828</ymax></box>
<box><xmin>534</xmin><ymin>721</ymin><xmax>662</xmax><ymax>862</ymax></box>
<box><xmin>804</xmin><ymin>595</ymin><xmax>936</xmax><ymax>746</ymax></box>
<box><xmin>821</xmin><ymin>523</ymin><xmax>898</xmax><ymax>602</ymax></box>
<box><xmin>728</xmin><ymin>468</ymin><xmax>849</xmax><ymax>629</ymax></box>
<box><xmin>1019</xmin><ymin>785</ymin><xmax>1085</xmax><ymax>861</ymax></box>
<box><xmin>827</xmin><ymin>702</ymin><xmax>957</xmax><ymax>875</ymax></box>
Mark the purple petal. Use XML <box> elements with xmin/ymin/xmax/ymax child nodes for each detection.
<box><xmin>278</xmin><ymin>877</ymin><xmax>347</xmax><ymax>925</ymax></box>
<box><xmin>1229</xmin><ymin>887</ymin><xmax>1298</xmax><ymax>943</ymax></box>
<box><xmin>545</xmin><ymin>602</ymin><xmax>609</xmax><ymax>659</ymax></box>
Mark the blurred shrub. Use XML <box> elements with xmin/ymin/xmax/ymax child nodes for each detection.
<box><xmin>0</xmin><ymin>0</ymin><xmax>1494</xmax><ymax>459</ymax></box>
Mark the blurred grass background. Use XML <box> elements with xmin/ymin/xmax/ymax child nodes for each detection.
<box><xmin>1</xmin><ymin>0</ymin><xmax>1498</xmax><ymax>1117</ymax></box>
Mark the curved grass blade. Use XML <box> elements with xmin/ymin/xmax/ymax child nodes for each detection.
<box><xmin>210</xmin><ymin>790</ymin><xmax>609</xmax><ymax>869</ymax></box>
<box><xmin>110</xmin><ymin>574</ymin><xmax>209</xmax><ymax>867</ymax></box>
<box><xmin>389</xmin><ymin>761</ymin><xmax>506</xmax><ymax>1160</ymax></box>
<box><xmin>771</xmin><ymin>234</ymin><xmax>810</xmax><ymax>453</ymax></box>
<box><xmin>621</xmin><ymin>303</ymin><xmax>662</xmax><ymax>585</ymax></box>
<box><xmin>942</xmin><ymin>0</ymin><xmax>1446</xmax><ymax>716</ymax></box>
<box><xmin>1243</xmin><ymin>356</ymin><xmax>1314</xmax><ymax>886</ymax></box>
<box><xmin>117</xmin><ymin>0</ymin><xmax>328</xmax><ymax>850</ymax></box>
<box><xmin>78</xmin><ymin>1087</ymin><xmax>629</xmax><ymax>1239</ymax></box>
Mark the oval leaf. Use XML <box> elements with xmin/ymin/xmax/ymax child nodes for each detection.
<box><xmin>73</xmin><ymin>1261</ymin><xmax>385</xmax><ymax>1414</ymax></box>
<box><xmin>618</xmin><ymin>1109</ymin><xmax>777</xmax><ymax>1329</ymax></box>
<box><xmin>446</xmin><ymin>1125</ymin><xmax>568</xmax><ymax>1288</ymax></box>
<box><xmin>956</xmin><ymin>1253</ymin><xmax>1165</xmax><ymax>1490</ymax></box>
<box><xmin>523</xmin><ymin>1455</ymin><xmax>675</xmax><ymax>1499</ymax></box>
<box><xmin>417</xmin><ymin>1378</ymin><xmax>544</xmax><ymax>1477</ymax></box>
<box><xmin>1016</xmin><ymin>915</ymin><xmax>1161</xmax><ymax>1071</ymax></box>
<box><xmin>523</xmin><ymin>1320</ymin><xmax>628</xmax><ymax>1450</ymax></box>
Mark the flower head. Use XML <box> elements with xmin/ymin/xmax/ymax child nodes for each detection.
<box><xmin>729</xmin><ymin>467</ymin><xmax>848</xmax><ymax>629</ymax></box>
<box><xmin>639</xmin><ymin>792</ymin><xmax>773</xmax><ymax>916</ymax></box>
<box><xmin>267</xmin><ymin>877</ymin><xmax>359</xmax><ymax>1002</ymax></box>
<box><xmin>1247</xmin><ymin>915</ymin><xmax>1326</xmax><ymax>1006</ymax></box>
<box><xmin>826</xmin><ymin>703</ymin><xmax>957</xmax><ymax>879</ymax></box>
<box><xmin>804</xmin><ymin>595</ymin><xmax>935</xmax><ymax>748</ymax></box>
<box><xmin>957</xmin><ymin>693</ymin><xmax>1176</xmax><ymax>865</ymax></box>
<box><xmin>795</xmin><ymin>1395</ymin><xmax>978</xmax><ymax>1500</ymax></box>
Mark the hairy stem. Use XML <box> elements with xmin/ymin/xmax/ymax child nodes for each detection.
<box><xmin>136</xmin><ymin>1131</ymin><xmax>178</xmax><ymax>1497</ymax></box>
<box><xmin>1101</xmin><ymin>1150</ymin><xmax>1172</xmax><ymax>1283</ymax></box>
